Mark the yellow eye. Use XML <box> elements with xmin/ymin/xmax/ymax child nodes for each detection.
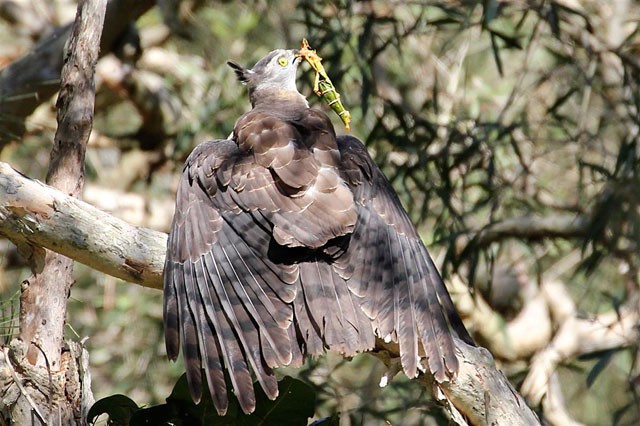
<box><xmin>277</xmin><ymin>56</ymin><xmax>288</xmax><ymax>67</ymax></box>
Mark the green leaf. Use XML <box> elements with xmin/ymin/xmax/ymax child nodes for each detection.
<box><xmin>88</xmin><ymin>394</ymin><xmax>139</xmax><ymax>425</ymax></box>
<box><xmin>240</xmin><ymin>376</ymin><xmax>316</xmax><ymax>426</ymax></box>
<box><xmin>586</xmin><ymin>349</ymin><xmax>617</xmax><ymax>388</ymax></box>
<box><xmin>426</xmin><ymin>17</ymin><xmax>461</xmax><ymax>27</ymax></box>
<box><xmin>490</xmin><ymin>29</ymin><xmax>522</xmax><ymax>50</ymax></box>
<box><xmin>482</xmin><ymin>0</ymin><xmax>499</xmax><ymax>27</ymax></box>
<box><xmin>613</xmin><ymin>402</ymin><xmax>633</xmax><ymax>426</ymax></box>
<box><xmin>130</xmin><ymin>374</ymin><xmax>315</xmax><ymax>426</ymax></box>
<box><xmin>310</xmin><ymin>414</ymin><xmax>341</xmax><ymax>425</ymax></box>
<box><xmin>546</xmin><ymin>2</ymin><xmax>561</xmax><ymax>37</ymax></box>
<box><xmin>490</xmin><ymin>32</ymin><xmax>504</xmax><ymax>76</ymax></box>
<box><xmin>547</xmin><ymin>88</ymin><xmax>577</xmax><ymax>115</ymax></box>
<box><xmin>131</xmin><ymin>373</ymin><xmax>239</xmax><ymax>426</ymax></box>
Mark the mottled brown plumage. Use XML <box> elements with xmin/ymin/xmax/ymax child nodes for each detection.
<box><xmin>164</xmin><ymin>48</ymin><xmax>473</xmax><ymax>416</ymax></box>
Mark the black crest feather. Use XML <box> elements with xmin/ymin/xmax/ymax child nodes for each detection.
<box><xmin>227</xmin><ymin>61</ymin><xmax>250</xmax><ymax>84</ymax></box>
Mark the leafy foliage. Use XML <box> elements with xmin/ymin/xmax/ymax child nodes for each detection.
<box><xmin>89</xmin><ymin>375</ymin><xmax>316</xmax><ymax>426</ymax></box>
<box><xmin>88</xmin><ymin>394</ymin><xmax>139</xmax><ymax>426</ymax></box>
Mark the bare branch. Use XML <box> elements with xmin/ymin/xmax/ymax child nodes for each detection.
<box><xmin>448</xmin><ymin>275</ymin><xmax>552</xmax><ymax>361</ymax></box>
<box><xmin>472</xmin><ymin>215</ymin><xmax>590</xmax><ymax>246</ymax></box>
<box><xmin>376</xmin><ymin>338</ymin><xmax>541</xmax><ymax>425</ymax></box>
<box><xmin>542</xmin><ymin>373</ymin><xmax>585</xmax><ymax>426</ymax></box>
<box><xmin>521</xmin><ymin>300</ymin><xmax>639</xmax><ymax>406</ymax></box>
<box><xmin>0</xmin><ymin>161</ymin><xmax>166</xmax><ymax>289</ymax></box>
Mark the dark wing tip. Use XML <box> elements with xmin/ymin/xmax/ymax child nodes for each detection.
<box><xmin>188</xmin><ymin>381</ymin><xmax>203</xmax><ymax>405</ymax></box>
<box><xmin>163</xmin><ymin>312</ymin><xmax>180</xmax><ymax>360</ymax></box>
<box><xmin>238</xmin><ymin>391</ymin><xmax>257</xmax><ymax>415</ymax></box>
<box><xmin>163</xmin><ymin>287</ymin><xmax>180</xmax><ymax>359</ymax></box>
<box><xmin>165</xmin><ymin>341</ymin><xmax>179</xmax><ymax>361</ymax></box>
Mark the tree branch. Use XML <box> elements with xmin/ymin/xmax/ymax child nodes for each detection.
<box><xmin>473</xmin><ymin>215</ymin><xmax>590</xmax><ymax>247</ymax></box>
<box><xmin>0</xmin><ymin>161</ymin><xmax>166</xmax><ymax>289</ymax></box>
<box><xmin>520</xmin><ymin>299</ymin><xmax>640</xmax><ymax>406</ymax></box>
<box><xmin>375</xmin><ymin>338</ymin><xmax>541</xmax><ymax>425</ymax></box>
<box><xmin>448</xmin><ymin>275</ymin><xmax>552</xmax><ymax>361</ymax></box>
<box><xmin>0</xmin><ymin>161</ymin><xmax>542</xmax><ymax>425</ymax></box>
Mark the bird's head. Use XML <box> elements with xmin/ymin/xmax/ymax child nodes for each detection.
<box><xmin>227</xmin><ymin>49</ymin><xmax>303</xmax><ymax>107</ymax></box>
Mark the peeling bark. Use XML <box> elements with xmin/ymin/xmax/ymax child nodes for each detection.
<box><xmin>376</xmin><ymin>338</ymin><xmax>541</xmax><ymax>425</ymax></box>
<box><xmin>2</xmin><ymin>0</ymin><xmax>107</xmax><ymax>424</ymax></box>
<box><xmin>0</xmin><ymin>162</ymin><xmax>167</xmax><ymax>289</ymax></box>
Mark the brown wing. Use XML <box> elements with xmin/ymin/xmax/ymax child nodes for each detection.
<box><xmin>164</xmin><ymin>110</ymin><xmax>367</xmax><ymax>415</ymax></box>
<box><xmin>333</xmin><ymin>135</ymin><xmax>474</xmax><ymax>381</ymax></box>
<box><xmin>164</xmin><ymin>139</ymin><xmax>292</xmax><ymax>415</ymax></box>
<box><xmin>164</xmin><ymin>110</ymin><xmax>473</xmax><ymax>416</ymax></box>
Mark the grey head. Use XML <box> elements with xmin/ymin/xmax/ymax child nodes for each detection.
<box><xmin>227</xmin><ymin>49</ymin><xmax>306</xmax><ymax>108</ymax></box>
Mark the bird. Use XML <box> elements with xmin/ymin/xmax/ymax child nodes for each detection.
<box><xmin>163</xmin><ymin>46</ymin><xmax>474</xmax><ymax>416</ymax></box>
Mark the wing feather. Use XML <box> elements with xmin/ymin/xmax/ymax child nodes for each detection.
<box><xmin>374</xmin><ymin>225</ymin><xmax>396</xmax><ymax>339</ymax></box>
<box><xmin>395</xmin><ymin>233</ymin><xmax>419</xmax><ymax>378</ymax></box>
<box><xmin>292</xmin><ymin>279</ymin><xmax>324</xmax><ymax>358</ymax></box>
<box><xmin>410</xmin><ymin>238</ymin><xmax>446</xmax><ymax>380</ymax></box>
<box><xmin>201</xmin><ymin>249</ymin><xmax>256</xmax><ymax>412</ymax></box>
<box><xmin>334</xmin><ymin>135</ymin><xmax>473</xmax><ymax>382</ymax></box>
<box><xmin>164</xmin><ymin>112</ymin><xmax>473</xmax><ymax>418</ymax></box>
<box><xmin>175</xmin><ymin>262</ymin><xmax>203</xmax><ymax>402</ymax></box>
<box><xmin>216</xmin><ymin>243</ymin><xmax>279</xmax><ymax>400</ymax></box>
<box><xmin>216</xmin><ymin>228</ymin><xmax>292</xmax><ymax>366</ymax></box>
<box><xmin>192</xmin><ymin>260</ymin><xmax>227</xmax><ymax>413</ymax></box>
<box><xmin>163</xmin><ymin>257</ymin><xmax>179</xmax><ymax>360</ymax></box>
<box><xmin>165</xmin><ymin>140</ymin><xmax>297</xmax><ymax>415</ymax></box>
<box><xmin>423</xmin><ymin>250</ymin><xmax>461</xmax><ymax>374</ymax></box>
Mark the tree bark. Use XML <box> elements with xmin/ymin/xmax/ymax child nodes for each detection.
<box><xmin>375</xmin><ymin>338</ymin><xmax>541</xmax><ymax>425</ymax></box>
<box><xmin>2</xmin><ymin>0</ymin><xmax>106</xmax><ymax>424</ymax></box>
<box><xmin>0</xmin><ymin>161</ymin><xmax>166</xmax><ymax>289</ymax></box>
<box><xmin>0</xmin><ymin>161</ymin><xmax>543</xmax><ymax>425</ymax></box>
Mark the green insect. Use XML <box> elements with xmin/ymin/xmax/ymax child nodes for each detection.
<box><xmin>298</xmin><ymin>39</ymin><xmax>352</xmax><ymax>131</ymax></box>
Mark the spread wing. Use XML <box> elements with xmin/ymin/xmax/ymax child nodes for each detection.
<box><xmin>164</xmin><ymin>139</ymin><xmax>292</xmax><ymax>415</ymax></box>
<box><xmin>333</xmin><ymin>135</ymin><xmax>474</xmax><ymax>381</ymax></box>
<box><xmin>163</xmin><ymin>109</ymin><xmax>368</xmax><ymax>415</ymax></box>
<box><xmin>164</xmin><ymin>110</ymin><xmax>473</xmax><ymax>416</ymax></box>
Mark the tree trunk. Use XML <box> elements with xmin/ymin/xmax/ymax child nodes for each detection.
<box><xmin>1</xmin><ymin>0</ymin><xmax>106</xmax><ymax>424</ymax></box>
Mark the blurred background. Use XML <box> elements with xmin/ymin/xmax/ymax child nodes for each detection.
<box><xmin>1</xmin><ymin>0</ymin><xmax>639</xmax><ymax>424</ymax></box>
